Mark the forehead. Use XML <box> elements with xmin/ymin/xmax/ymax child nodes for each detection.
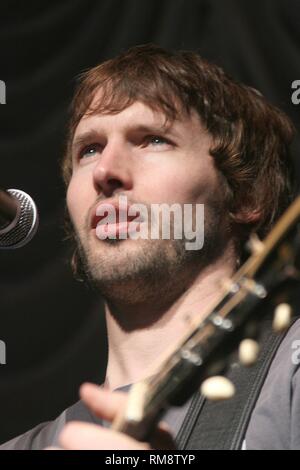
<box><xmin>73</xmin><ymin>99</ymin><xmax>205</xmax><ymax>142</ymax></box>
<box><xmin>75</xmin><ymin>101</ymin><xmax>165</xmax><ymax>134</ymax></box>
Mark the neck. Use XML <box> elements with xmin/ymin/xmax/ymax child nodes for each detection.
<box><xmin>104</xmin><ymin>251</ymin><xmax>236</xmax><ymax>391</ymax></box>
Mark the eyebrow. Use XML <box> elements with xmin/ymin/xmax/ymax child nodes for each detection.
<box><xmin>71</xmin><ymin>123</ymin><xmax>181</xmax><ymax>154</ymax></box>
<box><xmin>72</xmin><ymin>130</ymin><xmax>100</xmax><ymax>154</ymax></box>
<box><xmin>133</xmin><ymin>124</ymin><xmax>180</xmax><ymax>139</ymax></box>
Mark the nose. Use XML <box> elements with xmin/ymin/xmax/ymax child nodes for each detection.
<box><xmin>93</xmin><ymin>140</ymin><xmax>133</xmax><ymax>197</ymax></box>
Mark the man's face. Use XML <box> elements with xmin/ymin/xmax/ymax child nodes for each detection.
<box><xmin>67</xmin><ymin>99</ymin><xmax>230</xmax><ymax>307</ymax></box>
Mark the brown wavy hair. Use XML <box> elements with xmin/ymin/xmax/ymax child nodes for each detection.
<box><xmin>62</xmin><ymin>44</ymin><xmax>295</xmax><ymax>266</ymax></box>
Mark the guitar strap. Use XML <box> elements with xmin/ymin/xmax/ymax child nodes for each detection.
<box><xmin>175</xmin><ymin>318</ymin><xmax>294</xmax><ymax>450</ymax></box>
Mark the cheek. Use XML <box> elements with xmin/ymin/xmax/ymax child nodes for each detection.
<box><xmin>66</xmin><ymin>175</ymin><xmax>92</xmax><ymax>228</ymax></box>
<box><xmin>176</xmin><ymin>159</ymin><xmax>223</xmax><ymax>204</ymax></box>
<box><xmin>141</xmin><ymin>163</ymin><xmax>218</xmax><ymax>205</ymax></box>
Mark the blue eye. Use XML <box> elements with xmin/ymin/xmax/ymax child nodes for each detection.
<box><xmin>79</xmin><ymin>144</ymin><xmax>100</xmax><ymax>159</ymax></box>
<box><xmin>147</xmin><ymin>135</ymin><xmax>169</xmax><ymax>146</ymax></box>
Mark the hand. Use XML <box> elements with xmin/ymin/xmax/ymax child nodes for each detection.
<box><xmin>46</xmin><ymin>383</ymin><xmax>176</xmax><ymax>450</ymax></box>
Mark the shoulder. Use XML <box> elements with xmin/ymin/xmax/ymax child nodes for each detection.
<box><xmin>246</xmin><ymin>318</ymin><xmax>300</xmax><ymax>450</ymax></box>
<box><xmin>0</xmin><ymin>399</ymin><xmax>98</xmax><ymax>450</ymax></box>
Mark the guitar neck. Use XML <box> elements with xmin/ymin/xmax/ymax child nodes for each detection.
<box><xmin>111</xmin><ymin>196</ymin><xmax>300</xmax><ymax>442</ymax></box>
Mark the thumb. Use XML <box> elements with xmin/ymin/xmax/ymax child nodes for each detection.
<box><xmin>80</xmin><ymin>382</ymin><xmax>128</xmax><ymax>422</ymax></box>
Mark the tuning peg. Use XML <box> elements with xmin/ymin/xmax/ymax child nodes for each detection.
<box><xmin>239</xmin><ymin>339</ymin><xmax>260</xmax><ymax>366</ymax></box>
<box><xmin>246</xmin><ymin>233</ymin><xmax>265</xmax><ymax>254</ymax></box>
<box><xmin>220</xmin><ymin>278</ymin><xmax>239</xmax><ymax>294</ymax></box>
<box><xmin>273</xmin><ymin>303</ymin><xmax>292</xmax><ymax>332</ymax></box>
<box><xmin>200</xmin><ymin>376</ymin><xmax>235</xmax><ymax>401</ymax></box>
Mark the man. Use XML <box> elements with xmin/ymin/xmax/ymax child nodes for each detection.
<box><xmin>1</xmin><ymin>44</ymin><xmax>298</xmax><ymax>450</ymax></box>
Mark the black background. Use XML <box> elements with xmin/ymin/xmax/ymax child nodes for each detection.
<box><xmin>0</xmin><ymin>0</ymin><xmax>299</xmax><ymax>444</ymax></box>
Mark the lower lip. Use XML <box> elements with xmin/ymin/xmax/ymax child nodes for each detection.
<box><xmin>95</xmin><ymin>221</ymin><xmax>142</xmax><ymax>239</ymax></box>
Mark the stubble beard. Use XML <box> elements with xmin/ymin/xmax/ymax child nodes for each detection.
<box><xmin>71</xmin><ymin>202</ymin><xmax>229</xmax><ymax>316</ymax></box>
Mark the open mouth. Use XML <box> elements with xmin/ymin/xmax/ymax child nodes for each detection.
<box><xmin>91</xmin><ymin>201</ymin><xmax>143</xmax><ymax>239</ymax></box>
<box><xmin>91</xmin><ymin>210</ymin><xmax>140</xmax><ymax>229</ymax></box>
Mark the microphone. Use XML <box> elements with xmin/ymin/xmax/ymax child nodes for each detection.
<box><xmin>0</xmin><ymin>189</ymin><xmax>38</xmax><ymax>249</ymax></box>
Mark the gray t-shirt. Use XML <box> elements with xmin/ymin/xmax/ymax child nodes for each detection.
<box><xmin>1</xmin><ymin>319</ymin><xmax>300</xmax><ymax>450</ymax></box>
<box><xmin>245</xmin><ymin>318</ymin><xmax>300</xmax><ymax>450</ymax></box>
<box><xmin>0</xmin><ymin>384</ymin><xmax>192</xmax><ymax>450</ymax></box>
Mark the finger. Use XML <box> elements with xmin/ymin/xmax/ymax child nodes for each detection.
<box><xmin>44</xmin><ymin>446</ymin><xmax>62</xmax><ymax>450</ymax></box>
<box><xmin>150</xmin><ymin>422</ymin><xmax>176</xmax><ymax>450</ymax></box>
<box><xmin>80</xmin><ymin>383</ymin><xmax>176</xmax><ymax>450</ymax></box>
<box><xmin>79</xmin><ymin>383</ymin><xmax>127</xmax><ymax>422</ymax></box>
<box><xmin>59</xmin><ymin>421</ymin><xmax>151</xmax><ymax>451</ymax></box>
